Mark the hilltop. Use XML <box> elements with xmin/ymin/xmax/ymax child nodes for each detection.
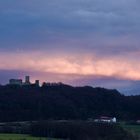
<box><xmin>0</xmin><ymin>83</ymin><xmax>139</xmax><ymax>121</ymax></box>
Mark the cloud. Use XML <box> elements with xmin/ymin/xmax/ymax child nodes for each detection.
<box><xmin>0</xmin><ymin>69</ymin><xmax>139</xmax><ymax>95</ymax></box>
<box><xmin>0</xmin><ymin>0</ymin><xmax>140</xmax><ymax>55</ymax></box>
<box><xmin>0</xmin><ymin>0</ymin><xmax>140</xmax><ymax>95</ymax></box>
<box><xmin>1</xmin><ymin>0</ymin><xmax>140</xmax><ymax>35</ymax></box>
<box><xmin>0</xmin><ymin>50</ymin><xmax>140</xmax><ymax>81</ymax></box>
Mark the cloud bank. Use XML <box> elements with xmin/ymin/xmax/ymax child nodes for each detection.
<box><xmin>0</xmin><ymin>0</ymin><xmax>140</xmax><ymax>94</ymax></box>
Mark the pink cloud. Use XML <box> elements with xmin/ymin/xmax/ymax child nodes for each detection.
<box><xmin>0</xmin><ymin>50</ymin><xmax>140</xmax><ymax>81</ymax></box>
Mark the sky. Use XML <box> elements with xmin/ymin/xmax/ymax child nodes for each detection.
<box><xmin>0</xmin><ymin>0</ymin><xmax>140</xmax><ymax>95</ymax></box>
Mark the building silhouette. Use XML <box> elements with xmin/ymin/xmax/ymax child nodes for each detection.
<box><xmin>9</xmin><ymin>76</ymin><xmax>40</xmax><ymax>87</ymax></box>
<box><xmin>25</xmin><ymin>76</ymin><xmax>30</xmax><ymax>84</ymax></box>
<box><xmin>9</xmin><ymin>79</ymin><xmax>22</xmax><ymax>85</ymax></box>
<box><xmin>35</xmin><ymin>80</ymin><xmax>40</xmax><ymax>86</ymax></box>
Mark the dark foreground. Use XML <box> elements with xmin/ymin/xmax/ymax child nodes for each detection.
<box><xmin>0</xmin><ymin>84</ymin><xmax>139</xmax><ymax>121</ymax></box>
<box><xmin>0</xmin><ymin>121</ymin><xmax>138</xmax><ymax>140</ymax></box>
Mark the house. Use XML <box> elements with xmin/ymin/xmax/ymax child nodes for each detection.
<box><xmin>136</xmin><ymin>120</ymin><xmax>140</xmax><ymax>124</ymax></box>
<box><xmin>94</xmin><ymin>116</ymin><xmax>116</xmax><ymax>123</ymax></box>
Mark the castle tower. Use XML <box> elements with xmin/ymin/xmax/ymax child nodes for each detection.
<box><xmin>25</xmin><ymin>76</ymin><xmax>30</xmax><ymax>84</ymax></box>
<box><xmin>35</xmin><ymin>80</ymin><xmax>39</xmax><ymax>86</ymax></box>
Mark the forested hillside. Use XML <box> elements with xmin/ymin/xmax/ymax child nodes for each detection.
<box><xmin>0</xmin><ymin>84</ymin><xmax>139</xmax><ymax>121</ymax></box>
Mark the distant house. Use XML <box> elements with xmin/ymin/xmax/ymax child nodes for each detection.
<box><xmin>94</xmin><ymin>116</ymin><xmax>116</xmax><ymax>123</ymax></box>
<box><xmin>136</xmin><ymin>120</ymin><xmax>140</xmax><ymax>124</ymax></box>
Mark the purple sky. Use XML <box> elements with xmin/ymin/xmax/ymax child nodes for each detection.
<box><xmin>0</xmin><ymin>0</ymin><xmax>140</xmax><ymax>95</ymax></box>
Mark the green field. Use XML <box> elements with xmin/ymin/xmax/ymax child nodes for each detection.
<box><xmin>0</xmin><ymin>134</ymin><xmax>62</xmax><ymax>140</ymax></box>
<box><xmin>120</xmin><ymin>124</ymin><xmax>140</xmax><ymax>136</ymax></box>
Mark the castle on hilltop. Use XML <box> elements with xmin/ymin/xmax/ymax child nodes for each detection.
<box><xmin>9</xmin><ymin>76</ymin><xmax>39</xmax><ymax>86</ymax></box>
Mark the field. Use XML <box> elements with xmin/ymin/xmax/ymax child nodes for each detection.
<box><xmin>0</xmin><ymin>134</ymin><xmax>62</xmax><ymax>140</ymax></box>
<box><xmin>120</xmin><ymin>123</ymin><xmax>140</xmax><ymax>136</ymax></box>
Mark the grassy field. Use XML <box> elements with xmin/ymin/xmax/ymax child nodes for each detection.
<box><xmin>0</xmin><ymin>134</ymin><xmax>62</xmax><ymax>140</ymax></box>
<box><xmin>120</xmin><ymin>123</ymin><xmax>140</xmax><ymax>137</ymax></box>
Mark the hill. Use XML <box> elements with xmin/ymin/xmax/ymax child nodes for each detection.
<box><xmin>0</xmin><ymin>83</ymin><xmax>139</xmax><ymax>121</ymax></box>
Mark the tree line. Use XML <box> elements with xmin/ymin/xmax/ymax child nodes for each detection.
<box><xmin>0</xmin><ymin>83</ymin><xmax>139</xmax><ymax>122</ymax></box>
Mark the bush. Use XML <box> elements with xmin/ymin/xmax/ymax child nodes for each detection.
<box><xmin>31</xmin><ymin>121</ymin><xmax>138</xmax><ymax>140</ymax></box>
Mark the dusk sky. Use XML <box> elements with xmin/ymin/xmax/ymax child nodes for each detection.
<box><xmin>0</xmin><ymin>0</ymin><xmax>140</xmax><ymax>95</ymax></box>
